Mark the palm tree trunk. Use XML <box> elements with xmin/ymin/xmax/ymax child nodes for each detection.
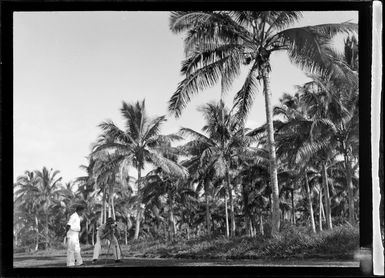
<box><xmin>224</xmin><ymin>189</ymin><xmax>229</xmax><ymax>238</ymax></box>
<box><xmin>246</xmin><ymin>216</ymin><xmax>251</xmax><ymax>237</ymax></box>
<box><xmin>226</xmin><ymin>171</ymin><xmax>235</xmax><ymax>236</ymax></box>
<box><xmin>108</xmin><ymin>183</ymin><xmax>114</xmax><ymax>219</ymax></box>
<box><xmin>168</xmin><ymin>191</ymin><xmax>176</xmax><ymax>240</ymax></box>
<box><xmin>45</xmin><ymin>213</ymin><xmax>49</xmax><ymax>249</ymax></box>
<box><xmin>108</xmin><ymin>182</ymin><xmax>115</xmax><ymax>220</ymax></box>
<box><xmin>205</xmin><ymin>182</ymin><xmax>211</xmax><ymax>236</ymax></box>
<box><xmin>250</xmin><ymin>215</ymin><xmax>257</xmax><ymax>237</ymax></box>
<box><xmin>134</xmin><ymin>167</ymin><xmax>142</xmax><ymax>240</ymax></box>
<box><xmin>344</xmin><ymin>153</ymin><xmax>355</xmax><ymax>225</ymax></box>
<box><xmin>91</xmin><ymin>225</ymin><xmax>95</xmax><ymax>246</ymax></box>
<box><xmin>305</xmin><ymin>172</ymin><xmax>316</xmax><ymax>233</ymax></box>
<box><xmin>291</xmin><ymin>189</ymin><xmax>296</xmax><ymax>225</ymax></box>
<box><xmin>14</xmin><ymin>230</ymin><xmax>18</xmax><ymax>248</ymax></box>
<box><xmin>102</xmin><ymin>186</ymin><xmax>107</xmax><ymax>224</ymax></box>
<box><xmin>321</xmin><ymin>163</ymin><xmax>333</xmax><ymax>230</ymax></box>
<box><xmin>269</xmin><ymin>194</ymin><xmax>272</xmax><ymax>213</ymax></box>
<box><xmin>112</xmin><ymin>196</ymin><xmax>116</xmax><ymax>220</ymax></box>
<box><xmin>108</xmin><ymin>203</ymin><xmax>112</xmax><ymax>218</ymax></box>
<box><xmin>85</xmin><ymin>220</ymin><xmax>89</xmax><ymax>245</ymax></box>
<box><xmin>229</xmin><ymin>187</ymin><xmax>236</xmax><ymax>236</ymax></box>
<box><xmin>259</xmin><ymin>214</ymin><xmax>264</xmax><ymax>236</ymax></box>
<box><xmin>35</xmin><ymin>216</ymin><xmax>39</xmax><ymax>251</ymax></box>
<box><xmin>262</xmin><ymin>71</ymin><xmax>280</xmax><ymax>234</ymax></box>
<box><xmin>319</xmin><ymin>187</ymin><xmax>323</xmax><ymax>232</ymax></box>
<box><xmin>321</xmin><ymin>197</ymin><xmax>326</xmax><ymax>222</ymax></box>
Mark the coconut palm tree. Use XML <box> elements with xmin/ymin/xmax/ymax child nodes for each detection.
<box><xmin>271</xmin><ymin>92</ymin><xmax>318</xmax><ymax>232</ymax></box>
<box><xmin>75</xmin><ymin>157</ymin><xmax>97</xmax><ymax>200</ymax></box>
<box><xmin>33</xmin><ymin>167</ymin><xmax>62</xmax><ymax>249</ymax></box>
<box><xmin>297</xmin><ymin>34</ymin><xmax>359</xmax><ymax>226</ymax></box>
<box><xmin>272</xmin><ymin>89</ymin><xmax>336</xmax><ymax>230</ymax></box>
<box><xmin>168</xmin><ymin>11</ymin><xmax>357</xmax><ymax>233</ymax></box>
<box><xmin>113</xmin><ymin>175</ymin><xmax>135</xmax><ymax>244</ymax></box>
<box><xmin>212</xmin><ymin>178</ymin><xmax>231</xmax><ymax>237</ymax></box>
<box><xmin>92</xmin><ymin>100</ymin><xmax>188</xmax><ymax>239</ymax></box>
<box><xmin>178</xmin><ymin>100</ymin><xmax>253</xmax><ymax>236</ymax></box>
<box><xmin>296</xmin><ymin>72</ymin><xmax>358</xmax><ymax>227</ymax></box>
<box><xmin>239</xmin><ymin>156</ymin><xmax>272</xmax><ymax>236</ymax></box>
<box><xmin>14</xmin><ymin>171</ymin><xmax>41</xmax><ymax>251</ymax></box>
<box><xmin>142</xmin><ymin>166</ymin><xmax>195</xmax><ymax>240</ymax></box>
<box><xmin>176</xmin><ymin>180</ymin><xmax>200</xmax><ymax>239</ymax></box>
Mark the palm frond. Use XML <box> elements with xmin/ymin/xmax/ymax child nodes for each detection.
<box><xmin>310</xmin><ymin>118</ymin><xmax>337</xmax><ymax>141</ymax></box>
<box><xmin>147</xmin><ymin>134</ymin><xmax>184</xmax><ymax>147</ymax></box>
<box><xmin>295</xmin><ymin>139</ymin><xmax>331</xmax><ymax>164</ymax></box>
<box><xmin>181</xmin><ymin>43</ymin><xmax>242</xmax><ymax>76</ymax></box>
<box><xmin>151</xmin><ymin>145</ymin><xmax>183</xmax><ymax>161</ymax></box>
<box><xmin>179</xmin><ymin>139</ymin><xmax>210</xmax><ymax>157</ymax></box>
<box><xmin>142</xmin><ymin>115</ymin><xmax>167</xmax><ymax>143</ymax></box>
<box><xmin>169</xmin><ymin>55</ymin><xmax>236</xmax><ymax>118</ymax></box>
<box><xmin>178</xmin><ymin>12</ymin><xmax>254</xmax><ymax>55</ymax></box>
<box><xmin>308</xmin><ymin>22</ymin><xmax>357</xmax><ymax>37</ymax></box>
<box><xmin>274</xmin><ymin>22</ymin><xmax>358</xmax><ymax>76</ymax></box>
<box><xmin>120</xmin><ymin>100</ymin><xmax>147</xmax><ymax>142</ymax></box>
<box><xmin>265</xmin><ymin>11</ymin><xmax>303</xmax><ymax>32</ymax></box>
<box><xmin>91</xmin><ymin>142</ymin><xmax>133</xmax><ymax>159</ymax></box>
<box><xmin>178</xmin><ymin>127</ymin><xmax>215</xmax><ymax>146</ymax></box>
<box><xmin>170</xmin><ymin>11</ymin><xmax>213</xmax><ymax>34</ymax></box>
<box><xmin>233</xmin><ymin>65</ymin><xmax>260</xmax><ymax>123</ymax></box>
<box><xmin>98</xmin><ymin>120</ymin><xmax>133</xmax><ymax>145</ymax></box>
<box><xmin>213</xmin><ymin>155</ymin><xmax>227</xmax><ymax>178</ymax></box>
<box><xmin>147</xmin><ymin>150</ymin><xmax>189</xmax><ymax>179</ymax></box>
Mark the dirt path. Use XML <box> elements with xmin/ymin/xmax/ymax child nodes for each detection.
<box><xmin>14</xmin><ymin>253</ymin><xmax>359</xmax><ymax>268</ymax></box>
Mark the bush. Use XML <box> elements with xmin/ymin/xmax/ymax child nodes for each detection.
<box><xmin>259</xmin><ymin>224</ymin><xmax>359</xmax><ymax>259</ymax></box>
<box><xmin>130</xmin><ymin>224</ymin><xmax>359</xmax><ymax>260</ymax></box>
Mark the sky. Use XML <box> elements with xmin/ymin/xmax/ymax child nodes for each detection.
<box><xmin>13</xmin><ymin>11</ymin><xmax>358</xmax><ymax>184</ymax></box>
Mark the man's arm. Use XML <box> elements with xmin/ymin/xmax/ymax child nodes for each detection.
<box><xmin>100</xmin><ymin>225</ymin><xmax>114</xmax><ymax>240</ymax></box>
<box><xmin>65</xmin><ymin>213</ymin><xmax>74</xmax><ymax>236</ymax></box>
<box><xmin>65</xmin><ymin>225</ymin><xmax>70</xmax><ymax>237</ymax></box>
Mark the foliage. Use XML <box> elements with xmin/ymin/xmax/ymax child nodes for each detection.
<box><xmin>125</xmin><ymin>224</ymin><xmax>358</xmax><ymax>260</ymax></box>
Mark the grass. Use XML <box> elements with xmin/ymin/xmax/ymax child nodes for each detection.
<box><xmin>125</xmin><ymin>224</ymin><xmax>359</xmax><ymax>260</ymax></box>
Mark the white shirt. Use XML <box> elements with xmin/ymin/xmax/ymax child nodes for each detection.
<box><xmin>67</xmin><ymin>212</ymin><xmax>81</xmax><ymax>232</ymax></box>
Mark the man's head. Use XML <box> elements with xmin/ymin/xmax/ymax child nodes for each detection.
<box><xmin>76</xmin><ymin>205</ymin><xmax>85</xmax><ymax>216</ymax></box>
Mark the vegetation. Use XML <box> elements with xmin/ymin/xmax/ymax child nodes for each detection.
<box><xmin>14</xmin><ymin>11</ymin><xmax>360</xmax><ymax>260</ymax></box>
<box><xmin>126</xmin><ymin>224</ymin><xmax>359</xmax><ymax>260</ymax></box>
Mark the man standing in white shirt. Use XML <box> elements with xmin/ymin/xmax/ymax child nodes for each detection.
<box><xmin>65</xmin><ymin>205</ymin><xmax>85</xmax><ymax>267</ymax></box>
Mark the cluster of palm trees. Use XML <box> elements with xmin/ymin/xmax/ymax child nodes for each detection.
<box><xmin>14</xmin><ymin>11</ymin><xmax>359</xmax><ymax>250</ymax></box>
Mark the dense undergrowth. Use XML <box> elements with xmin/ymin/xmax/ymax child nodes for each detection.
<box><xmin>126</xmin><ymin>224</ymin><xmax>359</xmax><ymax>260</ymax></box>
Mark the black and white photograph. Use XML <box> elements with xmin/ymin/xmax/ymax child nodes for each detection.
<box><xmin>2</xmin><ymin>2</ymin><xmax>383</xmax><ymax>276</ymax></box>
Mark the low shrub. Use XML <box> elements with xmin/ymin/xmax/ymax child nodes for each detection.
<box><xmin>130</xmin><ymin>224</ymin><xmax>359</xmax><ymax>260</ymax></box>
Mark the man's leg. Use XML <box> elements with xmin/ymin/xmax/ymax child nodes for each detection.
<box><xmin>74</xmin><ymin>238</ymin><xmax>83</xmax><ymax>266</ymax></box>
<box><xmin>92</xmin><ymin>235</ymin><xmax>102</xmax><ymax>260</ymax></box>
<box><xmin>112</xmin><ymin>236</ymin><xmax>121</xmax><ymax>260</ymax></box>
<box><xmin>66</xmin><ymin>238</ymin><xmax>75</xmax><ymax>267</ymax></box>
